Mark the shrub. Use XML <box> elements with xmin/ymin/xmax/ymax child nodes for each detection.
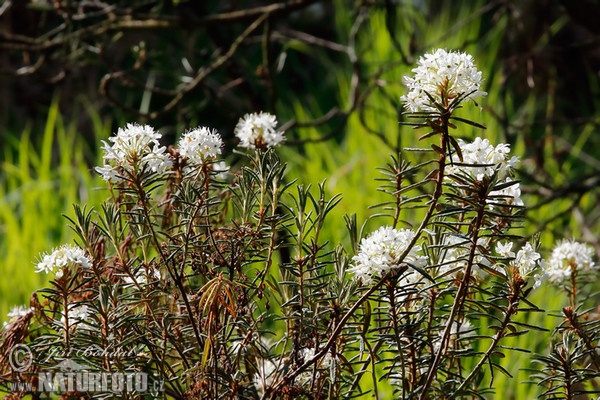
<box><xmin>1</xmin><ymin>49</ymin><xmax>598</xmax><ymax>399</ymax></box>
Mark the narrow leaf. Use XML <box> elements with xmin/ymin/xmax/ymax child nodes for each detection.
<box><xmin>450</xmin><ymin>116</ymin><xmax>487</xmax><ymax>129</ymax></box>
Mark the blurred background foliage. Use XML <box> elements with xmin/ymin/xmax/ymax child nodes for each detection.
<box><xmin>1</xmin><ymin>0</ymin><xmax>600</xmax><ymax>397</ymax></box>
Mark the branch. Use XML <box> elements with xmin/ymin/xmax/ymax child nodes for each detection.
<box><xmin>100</xmin><ymin>12</ymin><xmax>270</xmax><ymax>119</ymax></box>
<box><xmin>0</xmin><ymin>0</ymin><xmax>318</xmax><ymax>52</ymax></box>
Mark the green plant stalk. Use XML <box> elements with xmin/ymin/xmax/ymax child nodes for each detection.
<box><xmin>413</xmin><ymin>106</ymin><xmax>471</xmax><ymax>398</ymax></box>
<box><xmin>364</xmin><ymin>334</ymin><xmax>380</xmax><ymax>400</ymax></box>
<box><xmin>249</xmin><ymin>152</ymin><xmax>287</xmax><ymax>315</ymax></box>
<box><xmin>451</xmin><ymin>278</ymin><xmax>524</xmax><ymax>396</ymax></box>
<box><xmin>392</xmin><ymin>157</ymin><xmax>404</xmax><ymax>229</ymax></box>
<box><xmin>562</xmin><ymin>307</ymin><xmax>600</xmax><ymax>370</ymax></box>
<box><xmin>419</xmin><ymin>195</ymin><xmax>486</xmax><ymax>398</ymax></box>
<box><xmin>134</xmin><ymin>180</ymin><xmax>203</xmax><ymax>351</ymax></box>
<box><xmin>561</xmin><ymin>344</ymin><xmax>574</xmax><ymax>399</ymax></box>
<box><xmin>387</xmin><ymin>280</ymin><xmax>408</xmax><ymax>398</ymax></box>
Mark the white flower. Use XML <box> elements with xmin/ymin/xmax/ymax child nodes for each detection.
<box><xmin>211</xmin><ymin>161</ymin><xmax>230</xmax><ymax>180</ymax></box>
<box><xmin>96</xmin><ymin>123</ymin><xmax>172</xmax><ymax>182</ymax></box>
<box><xmin>494</xmin><ymin>241</ymin><xmax>543</xmax><ymax>287</ymax></box>
<box><xmin>490</xmin><ymin>179</ymin><xmax>524</xmax><ymax>207</ymax></box>
<box><xmin>433</xmin><ymin>319</ymin><xmax>475</xmax><ymax>352</ymax></box>
<box><xmin>234</xmin><ymin>112</ymin><xmax>285</xmax><ymax>149</ymax></box>
<box><xmin>35</xmin><ymin>244</ymin><xmax>92</xmax><ymax>277</ymax></box>
<box><xmin>349</xmin><ymin>226</ymin><xmax>428</xmax><ymax>285</ymax></box>
<box><xmin>401</xmin><ymin>48</ymin><xmax>486</xmax><ymax>113</ymax></box>
<box><xmin>3</xmin><ymin>305</ymin><xmax>33</xmax><ymax>329</ymax></box>
<box><xmin>446</xmin><ymin>138</ymin><xmax>524</xmax><ymax>209</ymax></box>
<box><xmin>436</xmin><ymin>234</ymin><xmax>490</xmax><ymax>279</ymax></box>
<box><xmin>543</xmin><ymin>240</ymin><xmax>596</xmax><ymax>284</ymax></box>
<box><xmin>61</xmin><ymin>304</ymin><xmax>90</xmax><ymax>328</ymax></box>
<box><xmin>447</xmin><ymin>137</ymin><xmax>520</xmax><ymax>181</ymax></box>
<box><xmin>123</xmin><ymin>266</ymin><xmax>162</xmax><ymax>286</ymax></box>
<box><xmin>495</xmin><ymin>241</ymin><xmax>515</xmax><ymax>258</ymax></box>
<box><xmin>515</xmin><ymin>242</ymin><xmax>541</xmax><ymax>277</ymax></box>
<box><xmin>532</xmin><ymin>261</ymin><xmax>548</xmax><ymax>289</ymax></box>
<box><xmin>177</xmin><ymin>127</ymin><xmax>223</xmax><ymax>166</ymax></box>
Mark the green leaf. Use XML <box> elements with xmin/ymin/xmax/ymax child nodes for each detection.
<box><xmin>362</xmin><ymin>300</ymin><xmax>372</xmax><ymax>336</ymax></box>
<box><xmin>449</xmin><ymin>116</ymin><xmax>487</xmax><ymax>129</ymax></box>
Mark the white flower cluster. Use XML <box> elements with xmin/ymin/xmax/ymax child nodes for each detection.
<box><xmin>35</xmin><ymin>244</ymin><xmax>92</xmax><ymax>278</ymax></box>
<box><xmin>542</xmin><ymin>240</ymin><xmax>596</xmax><ymax>284</ymax></box>
<box><xmin>446</xmin><ymin>137</ymin><xmax>523</xmax><ymax>206</ymax></box>
<box><xmin>436</xmin><ymin>234</ymin><xmax>490</xmax><ymax>279</ymax></box>
<box><xmin>123</xmin><ymin>266</ymin><xmax>162</xmax><ymax>286</ymax></box>
<box><xmin>61</xmin><ymin>304</ymin><xmax>90</xmax><ymax>329</ymax></box>
<box><xmin>490</xmin><ymin>178</ymin><xmax>524</xmax><ymax>207</ymax></box>
<box><xmin>433</xmin><ymin>319</ymin><xmax>475</xmax><ymax>352</ymax></box>
<box><xmin>401</xmin><ymin>48</ymin><xmax>486</xmax><ymax>113</ymax></box>
<box><xmin>349</xmin><ymin>226</ymin><xmax>428</xmax><ymax>285</ymax></box>
<box><xmin>3</xmin><ymin>305</ymin><xmax>33</xmax><ymax>329</ymax></box>
<box><xmin>177</xmin><ymin>127</ymin><xmax>223</xmax><ymax>166</ymax></box>
<box><xmin>496</xmin><ymin>241</ymin><xmax>543</xmax><ymax>287</ymax></box>
<box><xmin>234</xmin><ymin>112</ymin><xmax>285</xmax><ymax>149</ymax></box>
<box><xmin>96</xmin><ymin>113</ymin><xmax>284</xmax><ymax>182</ymax></box>
<box><xmin>96</xmin><ymin>123</ymin><xmax>172</xmax><ymax>182</ymax></box>
<box><xmin>514</xmin><ymin>243</ymin><xmax>542</xmax><ymax>275</ymax></box>
<box><xmin>448</xmin><ymin>138</ymin><xmax>520</xmax><ymax>181</ymax></box>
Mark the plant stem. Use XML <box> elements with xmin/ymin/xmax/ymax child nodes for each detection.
<box><xmin>419</xmin><ymin>199</ymin><xmax>486</xmax><ymax>398</ymax></box>
<box><xmin>268</xmin><ymin>269</ymin><xmax>396</xmax><ymax>395</ymax></box>
<box><xmin>451</xmin><ymin>284</ymin><xmax>521</xmax><ymax>396</ymax></box>
<box><xmin>135</xmin><ymin>182</ymin><xmax>204</xmax><ymax>349</ymax></box>
<box><xmin>387</xmin><ymin>282</ymin><xmax>407</xmax><ymax>399</ymax></box>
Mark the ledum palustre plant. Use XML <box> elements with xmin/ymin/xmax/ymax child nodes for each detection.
<box><xmin>1</xmin><ymin>49</ymin><xmax>599</xmax><ymax>399</ymax></box>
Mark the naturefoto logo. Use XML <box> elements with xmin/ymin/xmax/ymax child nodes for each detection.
<box><xmin>8</xmin><ymin>344</ymin><xmax>164</xmax><ymax>395</ymax></box>
<box><xmin>38</xmin><ymin>358</ymin><xmax>151</xmax><ymax>393</ymax></box>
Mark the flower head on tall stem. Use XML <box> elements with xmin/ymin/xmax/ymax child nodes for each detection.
<box><xmin>177</xmin><ymin>127</ymin><xmax>223</xmax><ymax>166</ymax></box>
<box><xmin>234</xmin><ymin>112</ymin><xmax>285</xmax><ymax>150</ymax></box>
<box><xmin>96</xmin><ymin>123</ymin><xmax>172</xmax><ymax>182</ymax></box>
<box><xmin>542</xmin><ymin>239</ymin><xmax>596</xmax><ymax>285</ymax></box>
<box><xmin>447</xmin><ymin>137</ymin><xmax>519</xmax><ymax>181</ymax></box>
<box><xmin>177</xmin><ymin>126</ymin><xmax>224</xmax><ymax>178</ymax></box>
<box><xmin>401</xmin><ymin>48</ymin><xmax>487</xmax><ymax>113</ymax></box>
<box><xmin>349</xmin><ymin>226</ymin><xmax>428</xmax><ymax>285</ymax></box>
<box><xmin>35</xmin><ymin>244</ymin><xmax>92</xmax><ymax>278</ymax></box>
<box><xmin>496</xmin><ymin>242</ymin><xmax>543</xmax><ymax>286</ymax></box>
<box><xmin>442</xmin><ymin>137</ymin><xmax>522</xmax><ymax>210</ymax></box>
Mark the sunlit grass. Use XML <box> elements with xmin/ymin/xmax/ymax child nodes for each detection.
<box><xmin>0</xmin><ymin>100</ymin><xmax>110</xmax><ymax>322</ymax></box>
